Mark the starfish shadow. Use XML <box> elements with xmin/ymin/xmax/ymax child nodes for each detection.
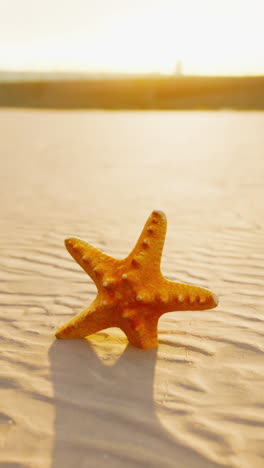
<box><xmin>49</xmin><ymin>336</ymin><xmax>222</xmax><ymax>468</ymax></box>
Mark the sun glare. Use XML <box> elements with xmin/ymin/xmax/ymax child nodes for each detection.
<box><xmin>0</xmin><ymin>0</ymin><xmax>263</xmax><ymax>75</ymax></box>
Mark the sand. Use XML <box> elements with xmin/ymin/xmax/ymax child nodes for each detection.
<box><xmin>1</xmin><ymin>109</ymin><xmax>264</xmax><ymax>468</ymax></box>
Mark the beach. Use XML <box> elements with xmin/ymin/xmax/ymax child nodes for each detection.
<box><xmin>1</xmin><ymin>109</ymin><xmax>264</xmax><ymax>467</ymax></box>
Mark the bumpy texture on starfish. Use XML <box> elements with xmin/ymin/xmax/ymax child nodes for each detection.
<box><xmin>55</xmin><ymin>210</ymin><xmax>218</xmax><ymax>349</ymax></box>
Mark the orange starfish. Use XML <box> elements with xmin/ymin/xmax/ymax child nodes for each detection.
<box><xmin>55</xmin><ymin>210</ymin><xmax>218</xmax><ymax>349</ymax></box>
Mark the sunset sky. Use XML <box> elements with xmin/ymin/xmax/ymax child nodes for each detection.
<box><xmin>1</xmin><ymin>0</ymin><xmax>263</xmax><ymax>75</ymax></box>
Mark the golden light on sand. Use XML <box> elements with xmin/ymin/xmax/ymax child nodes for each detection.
<box><xmin>1</xmin><ymin>109</ymin><xmax>264</xmax><ymax>467</ymax></box>
<box><xmin>0</xmin><ymin>0</ymin><xmax>263</xmax><ymax>75</ymax></box>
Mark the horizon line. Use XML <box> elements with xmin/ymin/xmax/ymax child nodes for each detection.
<box><xmin>1</xmin><ymin>69</ymin><xmax>264</xmax><ymax>79</ymax></box>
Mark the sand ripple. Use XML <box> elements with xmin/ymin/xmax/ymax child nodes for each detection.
<box><xmin>1</xmin><ymin>110</ymin><xmax>264</xmax><ymax>467</ymax></box>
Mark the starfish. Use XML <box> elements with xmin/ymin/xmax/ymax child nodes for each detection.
<box><xmin>55</xmin><ymin>210</ymin><xmax>218</xmax><ymax>349</ymax></box>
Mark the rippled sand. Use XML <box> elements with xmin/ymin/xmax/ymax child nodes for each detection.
<box><xmin>1</xmin><ymin>110</ymin><xmax>264</xmax><ymax>468</ymax></box>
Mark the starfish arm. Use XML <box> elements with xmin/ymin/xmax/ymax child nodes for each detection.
<box><xmin>119</xmin><ymin>309</ymin><xmax>160</xmax><ymax>350</ymax></box>
<box><xmin>55</xmin><ymin>299</ymin><xmax>113</xmax><ymax>339</ymax></box>
<box><xmin>161</xmin><ymin>279</ymin><xmax>219</xmax><ymax>313</ymax></box>
<box><xmin>126</xmin><ymin>210</ymin><xmax>167</xmax><ymax>276</ymax></box>
<box><xmin>65</xmin><ymin>237</ymin><xmax>120</xmax><ymax>287</ymax></box>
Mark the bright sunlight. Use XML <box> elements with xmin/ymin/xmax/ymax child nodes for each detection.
<box><xmin>0</xmin><ymin>0</ymin><xmax>263</xmax><ymax>75</ymax></box>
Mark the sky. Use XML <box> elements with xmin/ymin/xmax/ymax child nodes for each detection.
<box><xmin>1</xmin><ymin>0</ymin><xmax>263</xmax><ymax>75</ymax></box>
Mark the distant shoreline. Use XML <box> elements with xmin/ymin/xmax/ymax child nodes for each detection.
<box><xmin>1</xmin><ymin>75</ymin><xmax>263</xmax><ymax>110</ymax></box>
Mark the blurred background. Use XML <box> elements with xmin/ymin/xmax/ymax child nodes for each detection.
<box><xmin>0</xmin><ymin>0</ymin><xmax>263</xmax><ymax>109</ymax></box>
<box><xmin>1</xmin><ymin>4</ymin><xmax>264</xmax><ymax>468</ymax></box>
